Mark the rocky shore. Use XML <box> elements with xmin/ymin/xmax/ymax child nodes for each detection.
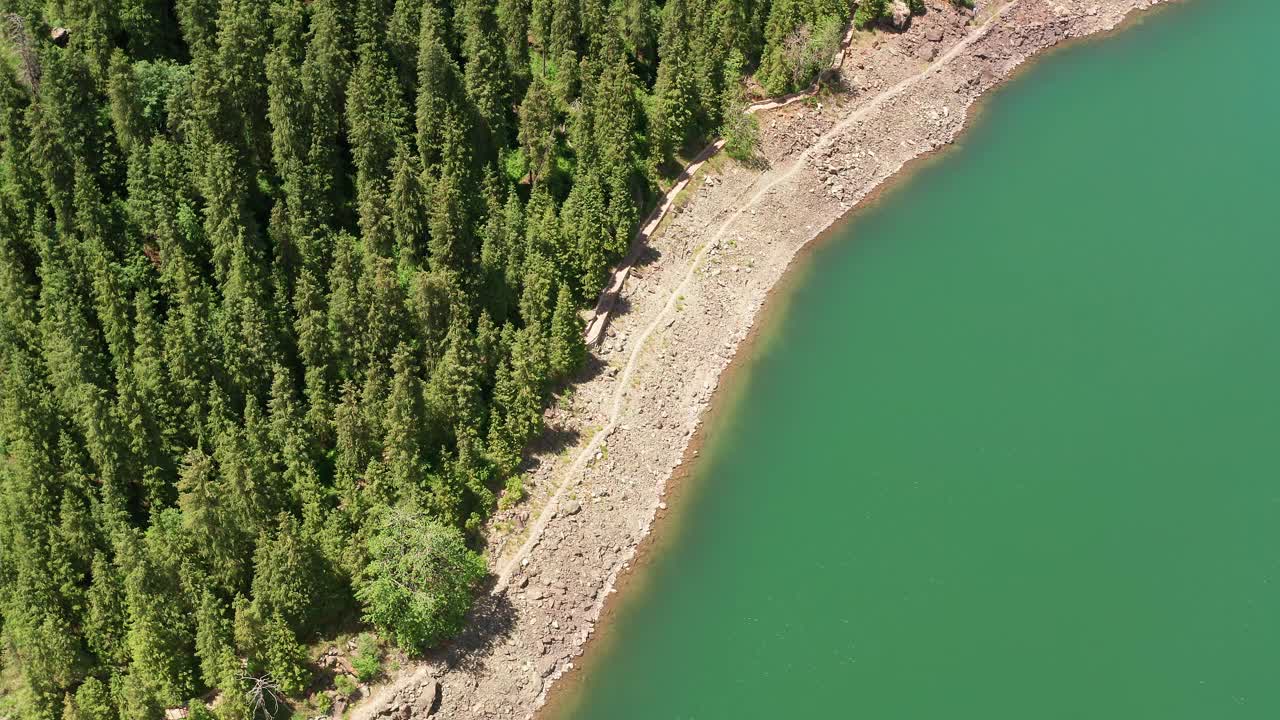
<box><xmin>350</xmin><ymin>1</ymin><xmax>1176</xmax><ymax>718</ymax></box>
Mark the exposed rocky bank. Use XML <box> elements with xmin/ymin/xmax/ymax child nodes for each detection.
<box><xmin>350</xmin><ymin>1</ymin><xmax>1177</xmax><ymax>718</ymax></box>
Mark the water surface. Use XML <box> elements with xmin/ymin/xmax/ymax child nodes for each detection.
<box><xmin>558</xmin><ymin>1</ymin><xmax>1280</xmax><ymax>717</ymax></box>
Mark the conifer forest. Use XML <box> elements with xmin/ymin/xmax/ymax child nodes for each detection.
<box><xmin>0</xmin><ymin>0</ymin><xmax>922</xmax><ymax>716</ymax></box>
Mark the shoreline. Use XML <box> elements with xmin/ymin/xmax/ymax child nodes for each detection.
<box><xmin>538</xmin><ymin>1</ymin><xmax>1184</xmax><ymax>714</ymax></box>
<box><xmin>349</xmin><ymin>2</ymin><xmax>1179</xmax><ymax>718</ymax></box>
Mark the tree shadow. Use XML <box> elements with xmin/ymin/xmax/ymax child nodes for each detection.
<box><xmin>735</xmin><ymin>152</ymin><xmax>772</xmax><ymax>172</ymax></box>
<box><xmin>436</xmin><ymin>586</ymin><xmax>518</xmax><ymax>674</ymax></box>
<box><xmin>525</xmin><ymin>422</ymin><xmax>581</xmax><ymax>459</ymax></box>
<box><xmin>631</xmin><ymin>244</ymin><xmax>662</xmax><ymax>269</ymax></box>
<box><xmin>825</xmin><ymin>68</ymin><xmax>854</xmax><ymax>95</ymax></box>
<box><xmin>600</xmin><ymin>293</ymin><xmax>632</xmax><ymax>323</ymax></box>
<box><xmin>571</xmin><ymin>351</ymin><xmax>610</xmax><ymax>384</ymax></box>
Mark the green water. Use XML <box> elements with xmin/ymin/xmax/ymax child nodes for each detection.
<box><xmin>557</xmin><ymin>2</ymin><xmax>1280</xmax><ymax>718</ymax></box>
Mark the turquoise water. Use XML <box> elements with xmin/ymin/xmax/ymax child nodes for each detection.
<box><xmin>556</xmin><ymin>1</ymin><xmax>1280</xmax><ymax>718</ymax></box>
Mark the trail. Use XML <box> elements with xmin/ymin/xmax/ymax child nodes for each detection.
<box><xmin>583</xmin><ymin>26</ymin><xmax>857</xmax><ymax>345</ymax></box>
<box><xmin>492</xmin><ymin>0</ymin><xmax>1019</xmax><ymax>594</ymax></box>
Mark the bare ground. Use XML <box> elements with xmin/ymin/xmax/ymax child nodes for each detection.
<box><xmin>348</xmin><ymin>1</ymin><xmax>1176</xmax><ymax>718</ymax></box>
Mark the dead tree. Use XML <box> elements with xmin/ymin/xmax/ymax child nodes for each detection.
<box><xmin>2</xmin><ymin>13</ymin><xmax>41</xmax><ymax>91</ymax></box>
<box><xmin>240</xmin><ymin>673</ymin><xmax>286</xmax><ymax>720</ymax></box>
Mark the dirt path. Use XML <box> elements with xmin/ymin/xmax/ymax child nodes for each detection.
<box><xmin>346</xmin><ymin>2</ymin><xmax>1177</xmax><ymax>718</ymax></box>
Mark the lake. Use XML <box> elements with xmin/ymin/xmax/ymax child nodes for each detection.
<box><xmin>554</xmin><ymin>1</ymin><xmax>1280</xmax><ymax>717</ymax></box>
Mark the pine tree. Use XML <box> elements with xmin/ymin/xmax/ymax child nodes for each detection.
<box><xmin>518</xmin><ymin>74</ymin><xmax>557</xmax><ymax>186</ymax></box>
<box><xmin>415</xmin><ymin>17</ymin><xmax>467</xmax><ymax>171</ymax></box>
<box><xmin>360</xmin><ymin>254</ymin><xmax>409</xmax><ymax>369</ymax></box>
<box><xmin>327</xmin><ymin>232</ymin><xmax>366</xmax><ymax>379</ymax></box>
<box><xmin>462</xmin><ymin>0</ymin><xmax>514</xmax><ymax>152</ymax></box>
<box><xmin>650</xmin><ymin>0</ymin><xmax>700</xmax><ymax>164</ymax></box>
<box><xmin>549</xmin><ymin>283</ymin><xmax>586</xmax><ymax>378</ymax></box>
<box><xmin>175</xmin><ymin>0</ymin><xmax>220</xmax><ymax>58</ymax></box>
<box><xmin>177</xmin><ymin>448</ymin><xmax>251</xmax><ymax>593</ymax></box>
<box><xmin>121</xmin><ymin>520</ymin><xmax>197</xmax><ymax>708</ymax></box>
<box><xmin>381</xmin><ymin>345</ymin><xmax>427</xmax><ymax>504</ymax></box>
<box><xmin>267</xmin><ymin>0</ymin><xmax>314</xmax><ymax>247</ymax></box>
<box><xmin>250</xmin><ymin>514</ymin><xmax>321</xmax><ymax>632</ymax></box>
<box><xmin>409</xmin><ymin>268</ymin><xmax>456</xmax><ymax>360</ymax></box>
<box><xmin>497</xmin><ymin>0</ymin><xmax>531</xmax><ymax>86</ymax></box>
<box><xmin>66</xmin><ymin>676</ymin><xmax>116</xmax><ymax>720</ymax></box>
<box><xmin>389</xmin><ymin>149</ymin><xmax>430</xmax><ymax>269</ymax></box>
<box><xmin>617</xmin><ymin>0</ymin><xmax>658</xmax><ymax>65</ymax></box>
<box><xmin>425</xmin><ymin>317</ymin><xmax>484</xmax><ymax>446</ymax></box>
<box><xmin>193</xmin><ymin>589</ymin><xmax>239</xmax><ymax>694</ymax></box>
<box><xmin>84</xmin><ymin>553</ymin><xmax>129</xmax><ymax>667</ymax></box>
<box><xmin>302</xmin><ymin>0</ymin><xmax>356</xmax><ymax>232</ymax></box>
<box><xmin>348</xmin><ymin>36</ymin><xmax>408</xmax><ymax>205</ymax></box>
<box><xmin>388</xmin><ymin>0</ymin><xmax>428</xmax><ymax>95</ymax></box>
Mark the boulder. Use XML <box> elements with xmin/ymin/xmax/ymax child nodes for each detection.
<box><xmin>891</xmin><ymin>1</ymin><xmax>910</xmax><ymax>29</ymax></box>
<box><xmin>50</xmin><ymin>27</ymin><xmax>70</xmax><ymax>46</ymax></box>
<box><xmin>414</xmin><ymin>679</ymin><xmax>442</xmax><ymax>716</ymax></box>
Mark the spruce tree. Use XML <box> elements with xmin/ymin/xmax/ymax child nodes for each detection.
<box><xmin>549</xmin><ymin>283</ymin><xmax>586</xmax><ymax>378</ymax></box>
<box><xmin>461</xmin><ymin>0</ymin><xmax>514</xmax><ymax>152</ymax></box>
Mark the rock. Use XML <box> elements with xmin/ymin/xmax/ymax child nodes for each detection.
<box><xmin>50</xmin><ymin>27</ymin><xmax>70</xmax><ymax>46</ymax></box>
<box><xmin>558</xmin><ymin>500</ymin><xmax>582</xmax><ymax>517</ymax></box>
<box><xmin>414</xmin><ymin>679</ymin><xmax>442</xmax><ymax>716</ymax></box>
<box><xmin>333</xmin><ymin>697</ymin><xmax>348</xmax><ymax>716</ymax></box>
<box><xmin>890</xmin><ymin>0</ymin><xmax>910</xmax><ymax>28</ymax></box>
<box><xmin>538</xmin><ymin>657</ymin><xmax>559</xmax><ymax>677</ymax></box>
<box><xmin>926</xmin><ymin>27</ymin><xmax>944</xmax><ymax>42</ymax></box>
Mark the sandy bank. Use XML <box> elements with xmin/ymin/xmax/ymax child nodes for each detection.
<box><xmin>350</xmin><ymin>1</ymin><xmax>1177</xmax><ymax>718</ymax></box>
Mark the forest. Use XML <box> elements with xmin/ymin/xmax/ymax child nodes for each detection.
<box><xmin>0</xmin><ymin>0</ymin><xmax>925</xmax><ymax>717</ymax></box>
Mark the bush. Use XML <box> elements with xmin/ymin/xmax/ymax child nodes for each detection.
<box><xmin>334</xmin><ymin>674</ymin><xmax>358</xmax><ymax>698</ymax></box>
<box><xmin>355</xmin><ymin>508</ymin><xmax>487</xmax><ymax>654</ymax></box>
<box><xmin>498</xmin><ymin>474</ymin><xmax>525</xmax><ymax>511</ymax></box>
<box><xmin>351</xmin><ymin>633</ymin><xmax>383</xmax><ymax>682</ymax></box>
<box><xmin>314</xmin><ymin>691</ymin><xmax>333</xmax><ymax>714</ymax></box>
<box><xmin>722</xmin><ymin>110</ymin><xmax>761</xmax><ymax>162</ymax></box>
<box><xmin>854</xmin><ymin>0</ymin><xmax>888</xmax><ymax>29</ymax></box>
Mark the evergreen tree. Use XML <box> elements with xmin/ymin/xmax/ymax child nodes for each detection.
<box><xmin>497</xmin><ymin>0</ymin><xmax>531</xmax><ymax>86</ymax></box>
<box><xmin>415</xmin><ymin>17</ymin><xmax>467</xmax><ymax>171</ymax></box>
<box><xmin>194</xmin><ymin>589</ymin><xmax>239</xmax><ymax>694</ymax></box>
<box><xmin>66</xmin><ymin>676</ymin><xmax>116</xmax><ymax>720</ymax></box>
<box><xmin>347</xmin><ymin>38</ymin><xmax>408</xmax><ymax>211</ymax></box>
<box><xmin>388</xmin><ymin>0</ymin><xmax>428</xmax><ymax>95</ymax></box>
<box><xmin>549</xmin><ymin>283</ymin><xmax>585</xmax><ymax>378</ymax></box>
<box><xmin>251</xmin><ymin>514</ymin><xmax>322</xmax><ymax>633</ymax></box>
<box><xmin>518</xmin><ymin>74</ymin><xmax>557</xmax><ymax>186</ymax></box>
<box><xmin>461</xmin><ymin>0</ymin><xmax>514</xmax><ymax>152</ymax></box>
<box><xmin>390</xmin><ymin>149</ymin><xmax>430</xmax><ymax>268</ymax></box>
<box><xmin>121</xmin><ymin>521</ymin><xmax>197</xmax><ymax>708</ymax></box>
<box><xmin>650</xmin><ymin>0</ymin><xmax>700</xmax><ymax>164</ymax></box>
